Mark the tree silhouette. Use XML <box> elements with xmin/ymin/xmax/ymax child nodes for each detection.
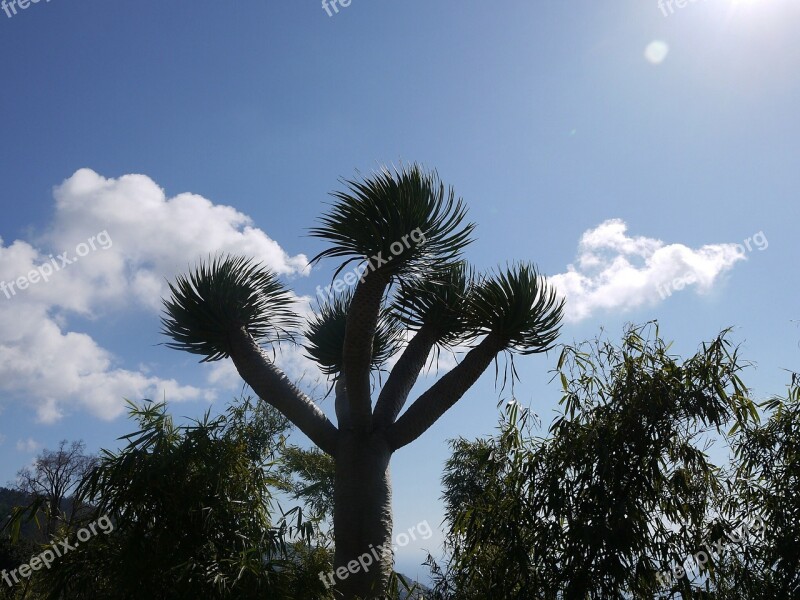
<box><xmin>15</xmin><ymin>441</ymin><xmax>96</xmax><ymax>538</ymax></box>
<box><xmin>427</xmin><ymin>324</ymin><xmax>765</xmax><ymax>599</ymax></box>
<box><xmin>161</xmin><ymin>164</ymin><xmax>564</xmax><ymax>598</ymax></box>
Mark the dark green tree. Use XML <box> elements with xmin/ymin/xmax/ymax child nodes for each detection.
<box><xmin>427</xmin><ymin>323</ymin><xmax>759</xmax><ymax>599</ymax></box>
<box><xmin>711</xmin><ymin>373</ymin><xmax>800</xmax><ymax>599</ymax></box>
<box><xmin>31</xmin><ymin>397</ymin><xmax>331</xmax><ymax>600</ymax></box>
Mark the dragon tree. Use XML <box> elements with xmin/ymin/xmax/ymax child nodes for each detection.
<box><xmin>161</xmin><ymin>164</ymin><xmax>564</xmax><ymax>599</ymax></box>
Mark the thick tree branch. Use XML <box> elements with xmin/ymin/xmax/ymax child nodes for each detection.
<box><xmin>386</xmin><ymin>335</ymin><xmax>504</xmax><ymax>451</ymax></box>
<box><xmin>335</xmin><ymin>376</ymin><xmax>351</xmax><ymax>431</ymax></box>
<box><xmin>342</xmin><ymin>272</ymin><xmax>389</xmax><ymax>432</ymax></box>
<box><xmin>228</xmin><ymin>327</ymin><xmax>339</xmax><ymax>456</ymax></box>
<box><xmin>373</xmin><ymin>325</ymin><xmax>439</xmax><ymax>429</ymax></box>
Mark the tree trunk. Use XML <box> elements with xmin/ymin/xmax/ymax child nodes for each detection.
<box><xmin>332</xmin><ymin>431</ymin><xmax>394</xmax><ymax>599</ymax></box>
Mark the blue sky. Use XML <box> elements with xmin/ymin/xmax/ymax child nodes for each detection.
<box><xmin>1</xmin><ymin>0</ymin><xmax>798</xmax><ymax>580</ymax></box>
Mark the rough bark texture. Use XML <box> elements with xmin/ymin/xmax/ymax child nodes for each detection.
<box><xmin>333</xmin><ymin>432</ymin><xmax>394</xmax><ymax>600</ymax></box>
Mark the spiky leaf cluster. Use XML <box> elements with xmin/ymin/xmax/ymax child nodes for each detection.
<box><xmin>392</xmin><ymin>261</ymin><xmax>476</xmax><ymax>348</ymax></box>
<box><xmin>305</xmin><ymin>290</ymin><xmax>403</xmax><ymax>376</ymax></box>
<box><xmin>468</xmin><ymin>262</ymin><xmax>564</xmax><ymax>355</ymax></box>
<box><xmin>161</xmin><ymin>255</ymin><xmax>299</xmax><ymax>362</ymax></box>
<box><xmin>309</xmin><ymin>164</ymin><xmax>475</xmax><ymax>280</ymax></box>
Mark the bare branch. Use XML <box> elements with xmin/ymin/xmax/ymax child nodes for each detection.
<box><xmin>387</xmin><ymin>335</ymin><xmax>504</xmax><ymax>451</ymax></box>
<box><xmin>228</xmin><ymin>327</ymin><xmax>339</xmax><ymax>456</ymax></box>
<box><xmin>373</xmin><ymin>325</ymin><xmax>439</xmax><ymax>429</ymax></box>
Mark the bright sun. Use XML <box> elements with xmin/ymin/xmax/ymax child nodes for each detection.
<box><xmin>657</xmin><ymin>0</ymin><xmax>782</xmax><ymax>19</ymax></box>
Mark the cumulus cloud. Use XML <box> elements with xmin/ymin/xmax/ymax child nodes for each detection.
<box><xmin>0</xmin><ymin>169</ymin><xmax>310</xmax><ymax>423</ymax></box>
<box><xmin>550</xmin><ymin>219</ymin><xmax>749</xmax><ymax>322</ymax></box>
<box><xmin>1</xmin><ymin>172</ymin><xmax>756</xmax><ymax>426</ymax></box>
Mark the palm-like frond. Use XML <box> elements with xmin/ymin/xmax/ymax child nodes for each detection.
<box><xmin>161</xmin><ymin>255</ymin><xmax>299</xmax><ymax>362</ymax></box>
<box><xmin>468</xmin><ymin>263</ymin><xmax>564</xmax><ymax>355</ymax></box>
<box><xmin>304</xmin><ymin>291</ymin><xmax>403</xmax><ymax>376</ymax></box>
<box><xmin>309</xmin><ymin>164</ymin><xmax>475</xmax><ymax>280</ymax></box>
<box><xmin>392</xmin><ymin>261</ymin><xmax>477</xmax><ymax>348</ymax></box>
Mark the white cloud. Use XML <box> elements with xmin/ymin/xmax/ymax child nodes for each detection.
<box><xmin>1</xmin><ymin>173</ymin><xmax>752</xmax><ymax>425</ymax></box>
<box><xmin>549</xmin><ymin>219</ymin><xmax>747</xmax><ymax>322</ymax></box>
<box><xmin>0</xmin><ymin>169</ymin><xmax>310</xmax><ymax>423</ymax></box>
<box><xmin>16</xmin><ymin>438</ymin><xmax>40</xmax><ymax>453</ymax></box>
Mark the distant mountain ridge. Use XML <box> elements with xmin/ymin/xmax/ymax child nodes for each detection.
<box><xmin>396</xmin><ymin>574</ymin><xmax>431</xmax><ymax>599</ymax></box>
